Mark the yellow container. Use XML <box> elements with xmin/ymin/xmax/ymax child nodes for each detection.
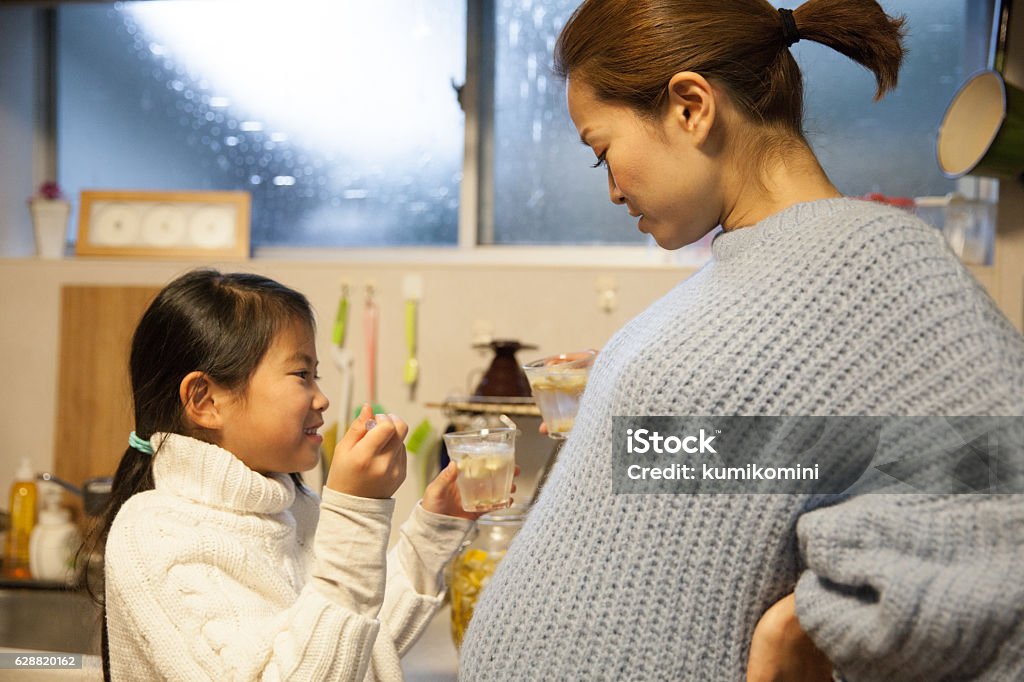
<box><xmin>5</xmin><ymin>459</ymin><xmax>37</xmax><ymax>579</ymax></box>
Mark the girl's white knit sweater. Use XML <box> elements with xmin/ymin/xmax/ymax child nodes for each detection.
<box><xmin>105</xmin><ymin>433</ymin><xmax>473</xmax><ymax>681</ymax></box>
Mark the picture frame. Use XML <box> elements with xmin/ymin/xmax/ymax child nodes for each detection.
<box><xmin>75</xmin><ymin>189</ymin><xmax>251</xmax><ymax>260</ymax></box>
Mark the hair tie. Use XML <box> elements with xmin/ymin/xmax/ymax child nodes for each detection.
<box><xmin>778</xmin><ymin>8</ymin><xmax>801</xmax><ymax>47</ymax></box>
<box><xmin>129</xmin><ymin>431</ymin><xmax>155</xmax><ymax>455</ymax></box>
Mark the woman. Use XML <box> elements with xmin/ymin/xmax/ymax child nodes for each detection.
<box><xmin>460</xmin><ymin>1</ymin><xmax>1024</xmax><ymax>680</ymax></box>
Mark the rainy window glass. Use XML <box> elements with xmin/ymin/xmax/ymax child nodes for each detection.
<box><xmin>489</xmin><ymin>0</ymin><xmax>973</xmax><ymax>245</ymax></box>
<box><xmin>57</xmin><ymin>1</ymin><xmax>466</xmax><ymax>248</ymax></box>
<box><xmin>491</xmin><ymin>0</ymin><xmax>638</xmax><ymax>246</ymax></box>
<box><xmin>53</xmin><ymin>0</ymin><xmax>978</xmax><ymax>250</ymax></box>
<box><xmin>778</xmin><ymin>0</ymin><xmax>970</xmax><ymax>199</ymax></box>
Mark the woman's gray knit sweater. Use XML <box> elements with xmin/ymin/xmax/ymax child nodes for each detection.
<box><xmin>459</xmin><ymin>198</ymin><xmax>1024</xmax><ymax>681</ymax></box>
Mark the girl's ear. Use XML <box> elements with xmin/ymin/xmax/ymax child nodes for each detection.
<box><xmin>665</xmin><ymin>71</ymin><xmax>716</xmax><ymax>146</ymax></box>
<box><xmin>179</xmin><ymin>371</ymin><xmax>223</xmax><ymax>431</ymax></box>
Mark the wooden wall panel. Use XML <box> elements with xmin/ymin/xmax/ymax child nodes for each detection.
<box><xmin>55</xmin><ymin>286</ymin><xmax>161</xmax><ymax>488</ymax></box>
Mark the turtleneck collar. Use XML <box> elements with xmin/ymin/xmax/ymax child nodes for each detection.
<box><xmin>711</xmin><ymin>197</ymin><xmax>857</xmax><ymax>262</ymax></box>
<box><xmin>150</xmin><ymin>433</ymin><xmax>296</xmax><ymax>514</ymax></box>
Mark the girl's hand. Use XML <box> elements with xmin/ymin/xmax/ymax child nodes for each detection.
<box><xmin>747</xmin><ymin>593</ymin><xmax>832</xmax><ymax>682</ymax></box>
<box><xmin>327</xmin><ymin>403</ymin><xmax>409</xmax><ymax>499</ymax></box>
<box><xmin>421</xmin><ymin>462</ymin><xmax>520</xmax><ymax>520</ymax></box>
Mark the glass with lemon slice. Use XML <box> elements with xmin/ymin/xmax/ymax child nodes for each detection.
<box><xmin>443</xmin><ymin>426</ymin><xmax>520</xmax><ymax>512</ymax></box>
<box><xmin>522</xmin><ymin>350</ymin><xmax>597</xmax><ymax>439</ymax></box>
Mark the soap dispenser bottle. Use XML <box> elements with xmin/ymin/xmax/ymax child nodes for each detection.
<box><xmin>5</xmin><ymin>458</ymin><xmax>37</xmax><ymax>579</ymax></box>
<box><xmin>30</xmin><ymin>481</ymin><xmax>81</xmax><ymax>584</ymax></box>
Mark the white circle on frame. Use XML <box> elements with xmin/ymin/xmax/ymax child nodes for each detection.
<box><xmin>188</xmin><ymin>206</ymin><xmax>236</xmax><ymax>248</ymax></box>
<box><xmin>141</xmin><ymin>205</ymin><xmax>188</xmax><ymax>246</ymax></box>
<box><xmin>90</xmin><ymin>204</ymin><xmax>141</xmax><ymax>246</ymax></box>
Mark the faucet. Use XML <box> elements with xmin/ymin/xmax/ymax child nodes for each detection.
<box><xmin>34</xmin><ymin>473</ymin><xmax>112</xmax><ymax>591</ymax></box>
<box><xmin>37</xmin><ymin>473</ymin><xmax>81</xmax><ymax>496</ymax></box>
<box><xmin>36</xmin><ymin>473</ymin><xmax>112</xmax><ymax>517</ymax></box>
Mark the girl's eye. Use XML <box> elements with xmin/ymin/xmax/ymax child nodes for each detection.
<box><xmin>591</xmin><ymin>152</ymin><xmax>607</xmax><ymax>169</ymax></box>
<box><xmin>294</xmin><ymin>371</ymin><xmax>320</xmax><ymax>381</ymax></box>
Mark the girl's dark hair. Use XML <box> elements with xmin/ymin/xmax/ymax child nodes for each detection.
<box><xmin>554</xmin><ymin>0</ymin><xmax>907</xmax><ymax>138</ymax></box>
<box><xmin>79</xmin><ymin>269</ymin><xmax>315</xmax><ymax>680</ymax></box>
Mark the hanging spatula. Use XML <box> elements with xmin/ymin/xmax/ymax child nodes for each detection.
<box><xmin>364</xmin><ymin>282</ymin><xmax>379</xmax><ymax>407</ymax></box>
<box><xmin>402</xmin><ymin>274</ymin><xmax>423</xmax><ymax>400</ymax></box>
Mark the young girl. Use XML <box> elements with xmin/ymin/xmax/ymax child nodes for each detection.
<box><xmin>95</xmin><ymin>269</ymin><xmax>490</xmax><ymax>681</ymax></box>
<box><xmin>460</xmin><ymin>1</ymin><xmax>1024</xmax><ymax>681</ymax></box>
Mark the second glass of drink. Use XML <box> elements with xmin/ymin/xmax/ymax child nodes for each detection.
<box><xmin>522</xmin><ymin>349</ymin><xmax>597</xmax><ymax>439</ymax></box>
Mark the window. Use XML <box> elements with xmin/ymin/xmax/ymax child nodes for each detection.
<box><xmin>58</xmin><ymin>1</ymin><xmax>466</xmax><ymax>247</ymax></box>
<box><xmin>488</xmin><ymin>0</ymin><xmax>978</xmax><ymax>245</ymax></box>
<box><xmin>490</xmin><ymin>0</ymin><xmax>642</xmax><ymax>245</ymax></box>
<box><xmin>16</xmin><ymin>0</ymin><xmax>988</xmax><ymax>253</ymax></box>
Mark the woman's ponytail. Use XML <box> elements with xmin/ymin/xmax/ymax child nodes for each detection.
<box><xmin>555</xmin><ymin>0</ymin><xmax>908</xmax><ymax>139</ymax></box>
<box><xmin>792</xmin><ymin>0</ymin><xmax>907</xmax><ymax>100</ymax></box>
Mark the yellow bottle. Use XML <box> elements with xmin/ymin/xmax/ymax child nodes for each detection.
<box><xmin>5</xmin><ymin>458</ymin><xmax>37</xmax><ymax>579</ymax></box>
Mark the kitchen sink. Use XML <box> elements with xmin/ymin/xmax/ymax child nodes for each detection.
<box><xmin>0</xmin><ymin>582</ymin><xmax>102</xmax><ymax>655</ymax></box>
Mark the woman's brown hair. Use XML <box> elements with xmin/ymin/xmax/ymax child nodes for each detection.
<box><xmin>554</xmin><ymin>0</ymin><xmax>907</xmax><ymax>138</ymax></box>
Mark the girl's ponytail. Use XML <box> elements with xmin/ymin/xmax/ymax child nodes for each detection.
<box><xmin>79</xmin><ymin>446</ymin><xmax>154</xmax><ymax>682</ymax></box>
<box><xmin>78</xmin><ymin>447</ymin><xmax>155</xmax><ymax>601</ymax></box>
<box><xmin>791</xmin><ymin>0</ymin><xmax>907</xmax><ymax>100</ymax></box>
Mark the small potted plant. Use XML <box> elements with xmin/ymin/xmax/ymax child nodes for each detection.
<box><xmin>28</xmin><ymin>181</ymin><xmax>70</xmax><ymax>258</ymax></box>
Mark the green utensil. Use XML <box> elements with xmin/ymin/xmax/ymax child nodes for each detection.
<box><xmin>331</xmin><ymin>285</ymin><xmax>349</xmax><ymax>347</ymax></box>
<box><xmin>402</xmin><ymin>275</ymin><xmax>422</xmax><ymax>392</ymax></box>
<box><xmin>407</xmin><ymin>418</ymin><xmax>436</xmax><ymax>495</ymax></box>
<box><xmin>404</xmin><ymin>299</ymin><xmax>419</xmax><ymax>385</ymax></box>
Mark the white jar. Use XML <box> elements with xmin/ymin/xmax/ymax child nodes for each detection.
<box><xmin>29</xmin><ymin>505</ymin><xmax>81</xmax><ymax>583</ymax></box>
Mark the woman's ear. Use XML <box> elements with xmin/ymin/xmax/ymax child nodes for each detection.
<box><xmin>665</xmin><ymin>71</ymin><xmax>716</xmax><ymax>146</ymax></box>
<box><xmin>179</xmin><ymin>370</ymin><xmax>223</xmax><ymax>431</ymax></box>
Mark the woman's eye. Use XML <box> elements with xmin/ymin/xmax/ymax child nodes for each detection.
<box><xmin>591</xmin><ymin>152</ymin><xmax>607</xmax><ymax>169</ymax></box>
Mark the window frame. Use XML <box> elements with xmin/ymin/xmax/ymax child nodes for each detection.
<box><xmin>21</xmin><ymin>0</ymin><xmax>997</xmax><ymax>267</ymax></box>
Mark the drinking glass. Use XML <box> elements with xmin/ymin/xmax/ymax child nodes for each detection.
<box><xmin>522</xmin><ymin>350</ymin><xmax>597</xmax><ymax>439</ymax></box>
<box><xmin>442</xmin><ymin>427</ymin><xmax>520</xmax><ymax>512</ymax></box>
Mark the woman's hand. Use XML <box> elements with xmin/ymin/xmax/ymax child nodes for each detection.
<box><xmin>421</xmin><ymin>462</ymin><xmax>520</xmax><ymax>520</ymax></box>
<box><xmin>327</xmin><ymin>403</ymin><xmax>409</xmax><ymax>499</ymax></box>
<box><xmin>537</xmin><ymin>348</ymin><xmax>600</xmax><ymax>436</ymax></box>
<box><xmin>747</xmin><ymin>593</ymin><xmax>833</xmax><ymax>682</ymax></box>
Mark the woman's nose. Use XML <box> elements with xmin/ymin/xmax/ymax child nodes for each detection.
<box><xmin>607</xmin><ymin>172</ymin><xmax>625</xmax><ymax>205</ymax></box>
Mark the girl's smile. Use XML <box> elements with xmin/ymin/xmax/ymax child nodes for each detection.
<box><xmin>213</xmin><ymin>319</ymin><xmax>330</xmax><ymax>475</ymax></box>
<box><xmin>305</xmin><ymin>425</ymin><xmax>324</xmax><ymax>444</ymax></box>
